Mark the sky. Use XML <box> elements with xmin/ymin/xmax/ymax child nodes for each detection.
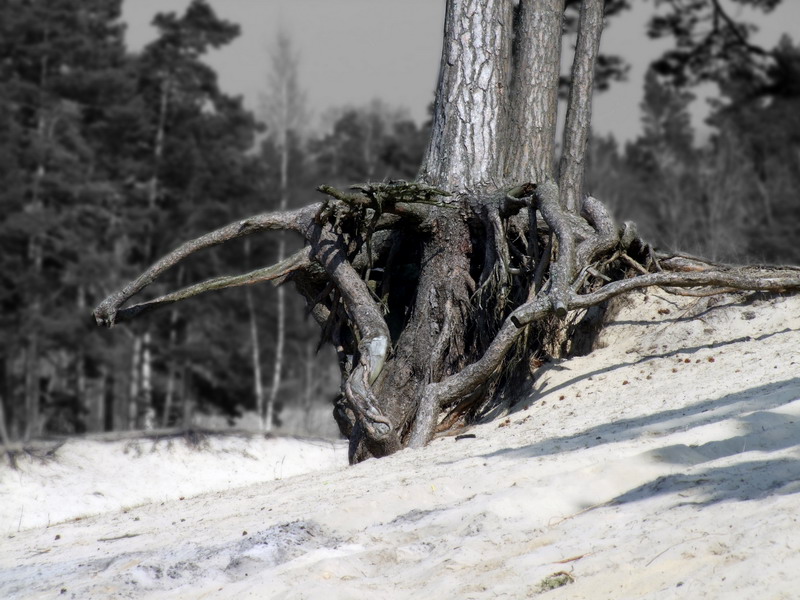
<box><xmin>122</xmin><ymin>0</ymin><xmax>800</xmax><ymax>144</ymax></box>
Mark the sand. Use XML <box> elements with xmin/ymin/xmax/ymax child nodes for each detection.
<box><xmin>2</xmin><ymin>290</ymin><xmax>799</xmax><ymax>599</ymax></box>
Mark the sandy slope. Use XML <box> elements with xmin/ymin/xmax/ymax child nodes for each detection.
<box><xmin>2</xmin><ymin>290</ymin><xmax>799</xmax><ymax>599</ymax></box>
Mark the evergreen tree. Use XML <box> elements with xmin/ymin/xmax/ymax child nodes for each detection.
<box><xmin>0</xmin><ymin>0</ymin><xmax>129</xmax><ymax>438</ymax></box>
<box><xmin>109</xmin><ymin>0</ymin><xmax>262</xmax><ymax>427</ymax></box>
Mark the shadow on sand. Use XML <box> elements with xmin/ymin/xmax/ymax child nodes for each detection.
<box><xmin>483</xmin><ymin>378</ymin><xmax>800</xmax><ymax>463</ymax></box>
<box><xmin>479</xmin><ymin>377</ymin><xmax>800</xmax><ymax>505</ymax></box>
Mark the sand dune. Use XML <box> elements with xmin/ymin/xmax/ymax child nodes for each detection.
<box><xmin>2</xmin><ymin>290</ymin><xmax>799</xmax><ymax>599</ymax></box>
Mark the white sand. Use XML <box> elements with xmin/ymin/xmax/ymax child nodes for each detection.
<box><xmin>2</xmin><ymin>290</ymin><xmax>799</xmax><ymax>599</ymax></box>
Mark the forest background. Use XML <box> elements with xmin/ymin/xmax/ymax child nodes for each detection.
<box><xmin>2</xmin><ymin>0</ymin><xmax>799</xmax><ymax>442</ymax></box>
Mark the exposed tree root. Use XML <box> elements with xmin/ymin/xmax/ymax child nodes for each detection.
<box><xmin>94</xmin><ymin>179</ymin><xmax>800</xmax><ymax>462</ymax></box>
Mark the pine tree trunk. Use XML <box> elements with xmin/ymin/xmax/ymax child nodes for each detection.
<box><xmin>22</xmin><ymin>52</ymin><xmax>48</xmax><ymax>442</ymax></box>
<box><xmin>320</xmin><ymin>0</ymin><xmax>572</xmax><ymax>461</ymax></box>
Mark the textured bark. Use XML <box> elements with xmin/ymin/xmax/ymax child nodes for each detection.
<box><xmin>502</xmin><ymin>0</ymin><xmax>565</xmax><ymax>184</ymax></box>
<box><xmin>93</xmin><ymin>206</ymin><xmax>319</xmax><ymax>327</ymax></box>
<box><xmin>419</xmin><ymin>0</ymin><xmax>513</xmax><ymax>191</ymax></box>
<box><xmin>559</xmin><ymin>0</ymin><xmax>604</xmax><ymax>213</ymax></box>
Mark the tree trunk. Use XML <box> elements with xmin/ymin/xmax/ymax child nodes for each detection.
<box><xmin>247</xmin><ymin>285</ymin><xmax>266</xmax><ymax>430</ymax></box>
<box><xmin>559</xmin><ymin>0</ymin><xmax>604</xmax><ymax>212</ymax></box>
<box><xmin>128</xmin><ymin>334</ymin><xmax>142</xmax><ymax>429</ymax></box>
<box><xmin>302</xmin><ymin>340</ymin><xmax>315</xmax><ymax>424</ymax></box>
<box><xmin>503</xmin><ymin>0</ymin><xmax>564</xmax><ymax>184</ymax></box>
<box><xmin>141</xmin><ymin>331</ymin><xmax>154</xmax><ymax>430</ymax></box>
<box><xmin>181</xmin><ymin>363</ymin><xmax>193</xmax><ymax>429</ymax></box>
<box><xmin>419</xmin><ymin>0</ymin><xmax>512</xmax><ymax>191</ymax></box>
<box><xmin>162</xmin><ymin>308</ymin><xmax>179</xmax><ymax>428</ymax></box>
<box><xmin>90</xmin><ymin>365</ymin><xmax>107</xmax><ymax>433</ymax></box>
<box><xmin>23</xmin><ymin>334</ymin><xmax>40</xmax><ymax>442</ymax></box>
<box><xmin>0</xmin><ymin>357</ymin><xmax>14</xmax><ymax>442</ymax></box>
<box><xmin>0</xmin><ymin>395</ymin><xmax>11</xmax><ymax>449</ymax></box>
<box><xmin>262</xmin><ymin>32</ymin><xmax>304</xmax><ymax>433</ymax></box>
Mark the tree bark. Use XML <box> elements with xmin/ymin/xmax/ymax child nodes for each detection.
<box><xmin>502</xmin><ymin>0</ymin><xmax>565</xmax><ymax>184</ymax></box>
<box><xmin>162</xmin><ymin>308</ymin><xmax>179</xmax><ymax>428</ymax></box>
<box><xmin>559</xmin><ymin>0</ymin><xmax>604</xmax><ymax>212</ymax></box>
<box><xmin>246</xmin><ymin>285</ymin><xmax>266</xmax><ymax>431</ymax></box>
<box><xmin>128</xmin><ymin>334</ymin><xmax>141</xmax><ymax>429</ymax></box>
<box><xmin>419</xmin><ymin>0</ymin><xmax>513</xmax><ymax>191</ymax></box>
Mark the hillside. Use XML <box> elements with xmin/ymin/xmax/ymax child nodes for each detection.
<box><xmin>2</xmin><ymin>290</ymin><xmax>799</xmax><ymax>599</ymax></box>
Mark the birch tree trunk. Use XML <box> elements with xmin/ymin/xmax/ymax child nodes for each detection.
<box><xmin>128</xmin><ymin>334</ymin><xmax>142</xmax><ymax>429</ymax></box>
<box><xmin>246</xmin><ymin>282</ymin><xmax>265</xmax><ymax>431</ymax></box>
<box><xmin>261</xmin><ymin>32</ymin><xmax>306</xmax><ymax>432</ymax></box>
<box><xmin>161</xmin><ymin>309</ymin><xmax>179</xmax><ymax>428</ymax></box>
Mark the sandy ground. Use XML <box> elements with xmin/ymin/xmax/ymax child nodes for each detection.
<box><xmin>1</xmin><ymin>290</ymin><xmax>799</xmax><ymax>599</ymax></box>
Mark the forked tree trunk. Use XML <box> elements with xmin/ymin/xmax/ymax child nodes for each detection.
<box><xmin>342</xmin><ymin>0</ymin><xmax>566</xmax><ymax>460</ymax></box>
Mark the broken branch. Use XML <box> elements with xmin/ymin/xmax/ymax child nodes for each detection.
<box><xmin>94</xmin><ymin>204</ymin><xmax>320</xmax><ymax>327</ymax></box>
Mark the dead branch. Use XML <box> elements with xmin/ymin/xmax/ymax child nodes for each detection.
<box><xmin>94</xmin><ymin>204</ymin><xmax>320</xmax><ymax>327</ymax></box>
<box><xmin>570</xmin><ymin>269</ymin><xmax>800</xmax><ymax>309</ymax></box>
<box><xmin>109</xmin><ymin>248</ymin><xmax>312</xmax><ymax>324</ymax></box>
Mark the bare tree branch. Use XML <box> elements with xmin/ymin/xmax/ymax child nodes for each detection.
<box><xmin>512</xmin><ymin>267</ymin><xmax>800</xmax><ymax>328</ymax></box>
<box><xmin>109</xmin><ymin>248</ymin><xmax>313</xmax><ymax>325</ymax></box>
<box><xmin>94</xmin><ymin>204</ymin><xmax>320</xmax><ymax>327</ymax></box>
<box><xmin>570</xmin><ymin>269</ymin><xmax>800</xmax><ymax>309</ymax></box>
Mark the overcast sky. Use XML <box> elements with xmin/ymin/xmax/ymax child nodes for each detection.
<box><xmin>122</xmin><ymin>0</ymin><xmax>800</xmax><ymax>143</ymax></box>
